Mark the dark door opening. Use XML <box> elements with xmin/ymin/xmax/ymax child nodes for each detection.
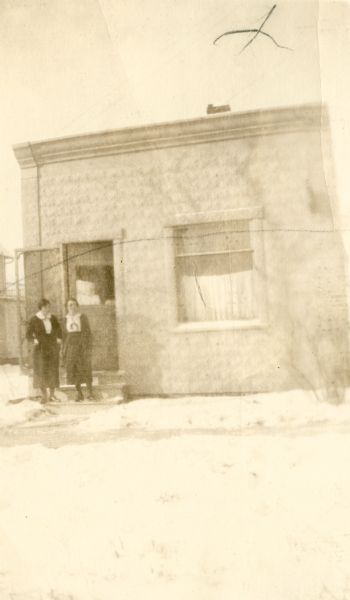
<box><xmin>19</xmin><ymin>241</ymin><xmax>118</xmax><ymax>372</ymax></box>
<box><xmin>64</xmin><ymin>241</ymin><xmax>118</xmax><ymax>370</ymax></box>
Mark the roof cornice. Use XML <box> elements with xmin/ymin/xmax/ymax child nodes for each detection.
<box><xmin>13</xmin><ymin>142</ymin><xmax>37</xmax><ymax>169</ymax></box>
<box><xmin>13</xmin><ymin>103</ymin><xmax>325</xmax><ymax>169</ymax></box>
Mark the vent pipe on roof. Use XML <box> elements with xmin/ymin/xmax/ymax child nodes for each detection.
<box><xmin>206</xmin><ymin>104</ymin><xmax>231</xmax><ymax>115</ymax></box>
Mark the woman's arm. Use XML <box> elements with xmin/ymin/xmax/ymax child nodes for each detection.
<box><xmin>26</xmin><ymin>317</ymin><xmax>37</xmax><ymax>343</ymax></box>
<box><xmin>52</xmin><ymin>315</ymin><xmax>63</xmax><ymax>342</ymax></box>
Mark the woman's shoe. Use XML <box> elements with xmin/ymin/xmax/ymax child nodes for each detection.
<box><xmin>40</xmin><ymin>390</ymin><xmax>48</xmax><ymax>404</ymax></box>
<box><xmin>48</xmin><ymin>389</ymin><xmax>58</xmax><ymax>402</ymax></box>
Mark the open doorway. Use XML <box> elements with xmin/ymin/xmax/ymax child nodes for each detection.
<box><xmin>18</xmin><ymin>240</ymin><xmax>118</xmax><ymax>372</ymax></box>
<box><xmin>64</xmin><ymin>241</ymin><xmax>117</xmax><ymax>370</ymax></box>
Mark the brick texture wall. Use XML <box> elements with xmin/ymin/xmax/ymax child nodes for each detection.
<box><xmin>0</xmin><ymin>298</ymin><xmax>20</xmax><ymax>361</ymax></box>
<box><xmin>22</xmin><ymin>125</ymin><xmax>349</xmax><ymax>396</ymax></box>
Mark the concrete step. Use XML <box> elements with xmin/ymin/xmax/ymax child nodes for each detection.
<box><xmin>58</xmin><ymin>370</ymin><xmax>128</xmax><ymax>402</ymax></box>
<box><xmin>57</xmin><ymin>384</ymin><xmax>126</xmax><ymax>403</ymax></box>
<box><xmin>59</xmin><ymin>370</ymin><xmax>126</xmax><ymax>386</ymax></box>
<box><xmin>93</xmin><ymin>370</ymin><xmax>126</xmax><ymax>384</ymax></box>
<box><xmin>18</xmin><ymin>369</ymin><xmax>128</xmax><ymax>403</ymax></box>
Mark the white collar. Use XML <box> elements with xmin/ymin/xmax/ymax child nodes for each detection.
<box><xmin>36</xmin><ymin>311</ymin><xmax>51</xmax><ymax>320</ymax></box>
<box><xmin>66</xmin><ymin>313</ymin><xmax>81</xmax><ymax>319</ymax></box>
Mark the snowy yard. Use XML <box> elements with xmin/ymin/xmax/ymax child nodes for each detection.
<box><xmin>0</xmin><ymin>365</ymin><xmax>350</xmax><ymax>599</ymax></box>
<box><xmin>1</xmin><ymin>433</ymin><xmax>350</xmax><ymax>600</ymax></box>
<box><xmin>2</xmin><ymin>364</ymin><xmax>350</xmax><ymax>433</ymax></box>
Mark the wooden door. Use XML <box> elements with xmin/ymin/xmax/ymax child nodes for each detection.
<box><xmin>64</xmin><ymin>241</ymin><xmax>118</xmax><ymax>370</ymax></box>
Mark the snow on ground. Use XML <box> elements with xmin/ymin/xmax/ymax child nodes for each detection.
<box><xmin>0</xmin><ymin>365</ymin><xmax>30</xmax><ymax>403</ymax></box>
<box><xmin>1</xmin><ymin>365</ymin><xmax>350</xmax><ymax>599</ymax></box>
<box><xmin>2</xmin><ymin>364</ymin><xmax>350</xmax><ymax>432</ymax></box>
<box><xmin>0</xmin><ymin>433</ymin><xmax>349</xmax><ymax>600</ymax></box>
<box><xmin>77</xmin><ymin>390</ymin><xmax>350</xmax><ymax>433</ymax></box>
<box><xmin>0</xmin><ymin>400</ymin><xmax>44</xmax><ymax>428</ymax></box>
<box><xmin>0</xmin><ymin>365</ymin><xmax>45</xmax><ymax>427</ymax></box>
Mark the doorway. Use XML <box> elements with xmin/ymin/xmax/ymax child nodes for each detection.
<box><xmin>64</xmin><ymin>241</ymin><xmax>117</xmax><ymax>370</ymax></box>
<box><xmin>19</xmin><ymin>240</ymin><xmax>118</xmax><ymax>371</ymax></box>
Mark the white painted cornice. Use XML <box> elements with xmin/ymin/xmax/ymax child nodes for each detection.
<box><xmin>13</xmin><ymin>103</ymin><xmax>325</xmax><ymax>169</ymax></box>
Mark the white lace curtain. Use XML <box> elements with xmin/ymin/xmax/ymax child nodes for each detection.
<box><xmin>178</xmin><ymin>252</ymin><xmax>255</xmax><ymax>322</ymax></box>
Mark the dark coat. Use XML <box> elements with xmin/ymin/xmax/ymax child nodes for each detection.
<box><xmin>26</xmin><ymin>314</ymin><xmax>62</xmax><ymax>389</ymax></box>
<box><xmin>61</xmin><ymin>314</ymin><xmax>93</xmax><ymax>386</ymax></box>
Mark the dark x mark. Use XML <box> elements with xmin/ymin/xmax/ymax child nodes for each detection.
<box><xmin>213</xmin><ymin>4</ymin><xmax>293</xmax><ymax>54</ymax></box>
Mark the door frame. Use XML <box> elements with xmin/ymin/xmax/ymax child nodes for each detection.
<box><xmin>62</xmin><ymin>237</ymin><xmax>123</xmax><ymax>371</ymax></box>
<box><xmin>16</xmin><ymin>236</ymin><xmax>124</xmax><ymax>372</ymax></box>
<box><xmin>15</xmin><ymin>244</ymin><xmax>67</xmax><ymax>370</ymax></box>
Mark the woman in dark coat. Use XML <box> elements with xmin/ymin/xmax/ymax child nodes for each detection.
<box><xmin>26</xmin><ymin>298</ymin><xmax>62</xmax><ymax>403</ymax></box>
<box><xmin>62</xmin><ymin>298</ymin><xmax>94</xmax><ymax>401</ymax></box>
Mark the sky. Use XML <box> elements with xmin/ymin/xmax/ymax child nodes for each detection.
<box><xmin>0</xmin><ymin>0</ymin><xmax>349</xmax><ymax>258</ymax></box>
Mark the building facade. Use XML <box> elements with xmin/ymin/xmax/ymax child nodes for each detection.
<box><xmin>14</xmin><ymin>104</ymin><xmax>349</xmax><ymax>398</ymax></box>
<box><xmin>0</xmin><ymin>247</ymin><xmax>22</xmax><ymax>363</ymax></box>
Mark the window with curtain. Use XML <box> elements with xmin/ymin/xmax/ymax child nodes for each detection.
<box><xmin>174</xmin><ymin>220</ymin><xmax>256</xmax><ymax>322</ymax></box>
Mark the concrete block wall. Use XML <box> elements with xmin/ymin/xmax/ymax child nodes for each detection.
<box><xmin>15</xmin><ymin>107</ymin><xmax>349</xmax><ymax>396</ymax></box>
<box><xmin>29</xmin><ymin>128</ymin><xmax>347</xmax><ymax>395</ymax></box>
<box><xmin>21</xmin><ymin>168</ymin><xmax>40</xmax><ymax>247</ymax></box>
<box><xmin>0</xmin><ymin>298</ymin><xmax>21</xmax><ymax>362</ymax></box>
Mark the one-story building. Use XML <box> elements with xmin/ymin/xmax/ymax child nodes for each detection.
<box><xmin>13</xmin><ymin>104</ymin><xmax>349</xmax><ymax>399</ymax></box>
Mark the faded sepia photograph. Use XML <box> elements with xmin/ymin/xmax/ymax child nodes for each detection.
<box><xmin>1</xmin><ymin>0</ymin><xmax>350</xmax><ymax>598</ymax></box>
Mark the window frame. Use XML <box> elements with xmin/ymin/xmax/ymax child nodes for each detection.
<box><xmin>164</xmin><ymin>207</ymin><xmax>268</xmax><ymax>333</ymax></box>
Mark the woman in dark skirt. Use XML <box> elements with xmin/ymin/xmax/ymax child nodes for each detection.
<box><xmin>62</xmin><ymin>298</ymin><xmax>94</xmax><ymax>401</ymax></box>
<box><xmin>26</xmin><ymin>298</ymin><xmax>62</xmax><ymax>403</ymax></box>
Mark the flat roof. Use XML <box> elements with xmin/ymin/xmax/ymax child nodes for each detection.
<box><xmin>13</xmin><ymin>103</ymin><xmax>325</xmax><ymax>169</ymax></box>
